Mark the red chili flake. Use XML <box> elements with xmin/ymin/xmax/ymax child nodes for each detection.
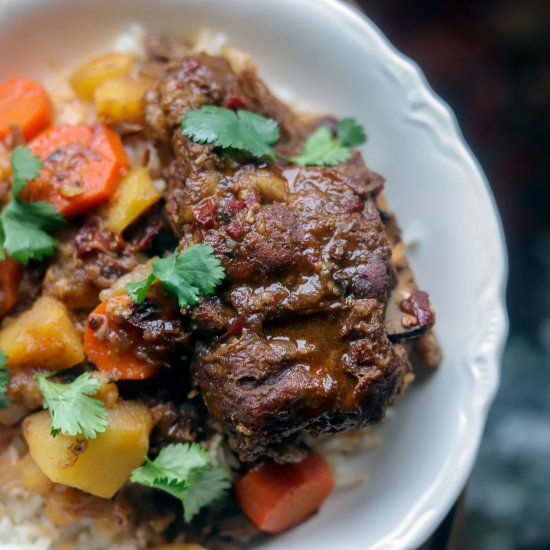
<box><xmin>228</xmin><ymin>318</ymin><xmax>244</xmax><ymax>335</ymax></box>
<box><xmin>193</xmin><ymin>199</ymin><xmax>218</xmax><ymax>229</ymax></box>
<box><xmin>227</xmin><ymin>199</ymin><xmax>247</xmax><ymax>216</ymax></box>
<box><xmin>226</xmin><ymin>221</ymin><xmax>246</xmax><ymax>241</ymax></box>
<box><xmin>399</xmin><ymin>289</ymin><xmax>435</xmax><ymax>328</ymax></box>
<box><xmin>223</xmin><ymin>95</ymin><xmax>247</xmax><ymax>110</ymax></box>
<box><xmin>245</xmin><ymin>190</ymin><xmax>261</xmax><ymax>206</ymax></box>
<box><xmin>215</xmin><ymin>317</ymin><xmax>245</xmax><ymax>345</ymax></box>
<box><xmin>342</xmin><ymin>196</ymin><xmax>364</xmax><ymax>213</ymax></box>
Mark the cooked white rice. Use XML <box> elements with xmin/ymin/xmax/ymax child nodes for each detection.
<box><xmin>0</xmin><ymin>442</ymin><xmax>151</xmax><ymax>550</ymax></box>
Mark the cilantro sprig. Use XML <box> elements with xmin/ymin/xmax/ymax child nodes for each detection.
<box><xmin>335</xmin><ymin>117</ymin><xmax>368</xmax><ymax>147</ymax></box>
<box><xmin>290</xmin><ymin>126</ymin><xmax>350</xmax><ymax>166</ymax></box>
<box><xmin>290</xmin><ymin>117</ymin><xmax>368</xmax><ymax>166</ymax></box>
<box><xmin>0</xmin><ymin>147</ymin><xmax>65</xmax><ymax>264</ymax></box>
<box><xmin>0</xmin><ymin>350</ymin><xmax>9</xmax><ymax>409</ymax></box>
<box><xmin>131</xmin><ymin>443</ymin><xmax>231</xmax><ymax>522</ymax></box>
<box><xmin>126</xmin><ymin>244</ymin><xmax>225</xmax><ymax>309</ymax></box>
<box><xmin>182</xmin><ymin>106</ymin><xmax>280</xmax><ymax>160</ymax></box>
<box><xmin>181</xmin><ymin>106</ymin><xmax>367</xmax><ymax>167</ymax></box>
<box><xmin>35</xmin><ymin>372</ymin><xmax>109</xmax><ymax>439</ymax></box>
<box><xmin>10</xmin><ymin>147</ymin><xmax>44</xmax><ymax>195</ymax></box>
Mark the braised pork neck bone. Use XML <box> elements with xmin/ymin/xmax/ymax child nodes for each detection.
<box><xmin>145</xmin><ymin>52</ymin><xmax>435</xmax><ymax>461</ymax></box>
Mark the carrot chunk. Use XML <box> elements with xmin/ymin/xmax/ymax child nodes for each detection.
<box><xmin>235</xmin><ymin>452</ymin><xmax>334</xmax><ymax>533</ymax></box>
<box><xmin>84</xmin><ymin>299</ymin><xmax>160</xmax><ymax>381</ymax></box>
<box><xmin>28</xmin><ymin>124</ymin><xmax>129</xmax><ymax>217</ymax></box>
<box><xmin>0</xmin><ymin>78</ymin><xmax>52</xmax><ymax>141</ymax></box>
<box><xmin>0</xmin><ymin>258</ymin><xmax>22</xmax><ymax>318</ymax></box>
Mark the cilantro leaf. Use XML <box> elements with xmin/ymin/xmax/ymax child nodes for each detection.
<box><xmin>336</xmin><ymin>117</ymin><xmax>367</xmax><ymax>147</ymax></box>
<box><xmin>127</xmin><ymin>244</ymin><xmax>225</xmax><ymax>309</ymax></box>
<box><xmin>126</xmin><ymin>274</ymin><xmax>156</xmax><ymax>304</ymax></box>
<box><xmin>158</xmin><ymin>244</ymin><xmax>225</xmax><ymax>301</ymax></box>
<box><xmin>0</xmin><ymin>350</ymin><xmax>8</xmax><ymax>394</ymax></box>
<box><xmin>10</xmin><ymin>146</ymin><xmax>44</xmax><ymax>196</ymax></box>
<box><xmin>1</xmin><ymin>199</ymin><xmax>65</xmax><ymax>264</ymax></box>
<box><xmin>132</xmin><ymin>443</ymin><xmax>211</xmax><ymax>489</ymax></box>
<box><xmin>181</xmin><ymin>466</ymin><xmax>232</xmax><ymax>522</ymax></box>
<box><xmin>131</xmin><ymin>443</ymin><xmax>231</xmax><ymax>522</ymax></box>
<box><xmin>0</xmin><ymin>350</ymin><xmax>9</xmax><ymax>409</ymax></box>
<box><xmin>182</xmin><ymin>106</ymin><xmax>367</xmax><ymax>169</ymax></box>
<box><xmin>181</xmin><ymin>106</ymin><xmax>280</xmax><ymax>159</ymax></box>
<box><xmin>35</xmin><ymin>372</ymin><xmax>109</xmax><ymax>439</ymax></box>
<box><xmin>291</xmin><ymin>118</ymin><xmax>367</xmax><ymax>167</ymax></box>
<box><xmin>0</xmin><ymin>147</ymin><xmax>64</xmax><ymax>264</ymax></box>
<box><xmin>291</xmin><ymin>126</ymin><xmax>351</xmax><ymax>167</ymax></box>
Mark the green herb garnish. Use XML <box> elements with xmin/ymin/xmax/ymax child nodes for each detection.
<box><xmin>35</xmin><ymin>372</ymin><xmax>109</xmax><ymax>439</ymax></box>
<box><xmin>131</xmin><ymin>442</ymin><xmax>231</xmax><ymax>522</ymax></box>
<box><xmin>127</xmin><ymin>244</ymin><xmax>225</xmax><ymax>309</ymax></box>
<box><xmin>182</xmin><ymin>106</ymin><xmax>280</xmax><ymax>160</ymax></box>
<box><xmin>181</xmin><ymin>106</ymin><xmax>367</xmax><ymax>167</ymax></box>
<box><xmin>0</xmin><ymin>350</ymin><xmax>9</xmax><ymax>409</ymax></box>
<box><xmin>0</xmin><ymin>147</ymin><xmax>64</xmax><ymax>264</ymax></box>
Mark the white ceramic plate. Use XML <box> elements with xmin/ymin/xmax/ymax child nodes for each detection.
<box><xmin>0</xmin><ymin>0</ymin><xmax>508</xmax><ymax>548</ymax></box>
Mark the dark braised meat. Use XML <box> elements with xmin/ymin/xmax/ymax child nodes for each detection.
<box><xmin>147</xmin><ymin>399</ymin><xmax>208</xmax><ymax>455</ymax></box>
<box><xmin>144</xmin><ymin>52</ymin><xmax>306</xmax><ymax>146</ymax></box>
<box><xmin>144</xmin><ymin>53</ymin><xmax>436</xmax><ymax>461</ymax></box>
<box><xmin>43</xmin><ymin>215</ymin><xmax>162</xmax><ymax>312</ymax></box>
<box><xmin>377</xmin><ymin>194</ymin><xmax>442</xmax><ymax>364</ymax></box>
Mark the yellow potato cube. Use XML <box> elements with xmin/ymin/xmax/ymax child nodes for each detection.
<box><xmin>94</xmin><ymin>77</ymin><xmax>148</xmax><ymax>123</ymax></box>
<box><xmin>69</xmin><ymin>53</ymin><xmax>135</xmax><ymax>101</ymax></box>
<box><xmin>0</xmin><ymin>295</ymin><xmax>84</xmax><ymax>371</ymax></box>
<box><xmin>104</xmin><ymin>166</ymin><xmax>160</xmax><ymax>233</ymax></box>
<box><xmin>23</xmin><ymin>400</ymin><xmax>152</xmax><ymax>499</ymax></box>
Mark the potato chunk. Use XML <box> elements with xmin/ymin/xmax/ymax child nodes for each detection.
<box><xmin>104</xmin><ymin>166</ymin><xmax>160</xmax><ymax>233</ymax></box>
<box><xmin>0</xmin><ymin>295</ymin><xmax>84</xmax><ymax>370</ymax></box>
<box><xmin>94</xmin><ymin>77</ymin><xmax>148</xmax><ymax>123</ymax></box>
<box><xmin>69</xmin><ymin>53</ymin><xmax>135</xmax><ymax>101</ymax></box>
<box><xmin>23</xmin><ymin>400</ymin><xmax>152</xmax><ymax>499</ymax></box>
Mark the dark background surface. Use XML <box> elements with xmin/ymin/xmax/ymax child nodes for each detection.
<box><xmin>357</xmin><ymin>1</ymin><xmax>550</xmax><ymax>548</ymax></box>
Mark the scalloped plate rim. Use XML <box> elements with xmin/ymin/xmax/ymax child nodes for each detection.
<box><xmin>323</xmin><ymin>2</ymin><xmax>508</xmax><ymax>547</ymax></box>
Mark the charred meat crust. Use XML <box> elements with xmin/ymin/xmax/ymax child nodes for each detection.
<box><xmin>43</xmin><ymin>215</ymin><xmax>163</xmax><ymax>312</ymax></box>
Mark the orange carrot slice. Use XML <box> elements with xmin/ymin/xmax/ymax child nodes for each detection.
<box><xmin>0</xmin><ymin>78</ymin><xmax>52</xmax><ymax>141</ymax></box>
<box><xmin>235</xmin><ymin>452</ymin><xmax>334</xmax><ymax>533</ymax></box>
<box><xmin>28</xmin><ymin>124</ymin><xmax>129</xmax><ymax>217</ymax></box>
<box><xmin>84</xmin><ymin>299</ymin><xmax>160</xmax><ymax>381</ymax></box>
